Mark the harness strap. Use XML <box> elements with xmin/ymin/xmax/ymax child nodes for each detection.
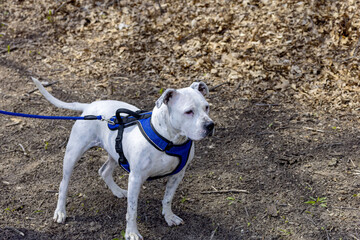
<box><xmin>137</xmin><ymin>117</ymin><xmax>193</xmax><ymax>180</ymax></box>
<box><xmin>115</xmin><ymin>108</ymin><xmax>143</xmax><ymax>123</ymax></box>
<box><xmin>115</xmin><ymin>122</ymin><xmax>126</xmax><ymax>164</ymax></box>
<box><xmin>113</xmin><ymin>109</ymin><xmax>151</xmax><ymax>168</ymax></box>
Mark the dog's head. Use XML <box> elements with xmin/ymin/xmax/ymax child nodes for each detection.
<box><xmin>156</xmin><ymin>82</ymin><xmax>214</xmax><ymax>141</ymax></box>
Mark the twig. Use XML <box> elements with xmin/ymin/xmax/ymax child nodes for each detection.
<box><xmin>58</xmin><ymin>138</ymin><xmax>68</xmax><ymax>148</ymax></box>
<box><xmin>349</xmin><ymin>234</ymin><xmax>360</xmax><ymax>240</ymax></box>
<box><xmin>303</xmin><ymin>127</ymin><xmax>325</xmax><ymax>133</ymax></box>
<box><xmin>54</xmin><ymin>1</ymin><xmax>69</xmax><ymax>14</ymax></box>
<box><xmin>209</xmin><ymin>82</ymin><xmax>230</xmax><ymax>92</ymax></box>
<box><xmin>28</xmin><ymin>81</ymin><xmax>58</xmax><ymax>94</ymax></box>
<box><xmin>0</xmin><ymin>47</ymin><xmax>18</xmax><ymax>54</ymax></box>
<box><xmin>112</xmin><ymin>76</ymin><xmax>129</xmax><ymax>80</ymax></box>
<box><xmin>209</xmin><ymin>224</ymin><xmax>219</xmax><ymax>240</ymax></box>
<box><xmin>244</xmin><ymin>206</ymin><xmax>249</xmax><ymax>217</ymax></box>
<box><xmin>350</xmin><ymin>158</ymin><xmax>357</xmax><ymax>168</ymax></box>
<box><xmin>45</xmin><ymin>190</ymin><xmax>58</xmax><ymax>193</ymax></box>
<box><xmin>1</xmin><ymin>150</ymin><xmax>16</xmax><ymax>154</ymax></box>
<box><xmin>38</xmin><ymin>199</ymin><xmax>45</xmax><ymax>208</ymax></box>
<box><xmin>334</xmin><ymin>206</ymin><xmax>359</xmax><ymax>211</ymax></box>
<box><xmin>18</xmin><ymin>144</ymin><xmax>28</xmax><ymax>156</ymax></box>
<box><xmin>258</xmin><ymin>93</ymin><xmax>273</xmax><ymax>103</ymax></box>
<box><xmin>255</xmin><ymin>103</ymin><xmax>280</xmax><ymax>107</ymax></box>
<box><xmin>201</xmin><ymin>189</ymin><xmax>249</xmax><ymax>194</ymax></box>
<box><xmin>155</xmin><ymin>0</ymin><xmax>165</xmax><ymax>14</ymax></box>
<box><xmin>5</xmin><ymin>121</ymin><xmax>21</xmax><ymax>127</ymax></box>
<box><xmin>5</xmin><ymin>226</ymin><xmax>25</xmax><ymax>237</ymax></box>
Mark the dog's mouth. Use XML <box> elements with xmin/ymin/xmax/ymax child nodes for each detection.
<box><xmin>204</xmin><ymin>128</ymin><xmax>215</xmax><ymax>137</ymax></box>
<box><xmin>208</xmin><ymin>127</ymin><xmax>215</xmax><ymax>137</ymax></box>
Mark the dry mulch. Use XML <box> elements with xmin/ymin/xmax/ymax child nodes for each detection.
<box><xmin>1</xmin><ymin>1</ymin><xmax>360</xmax><ymax>239</ymax></box>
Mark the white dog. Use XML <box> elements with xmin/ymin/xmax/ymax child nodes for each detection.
<box><xmin>32</xmin><ymin>77</ymin><xmax>214</xmax><ymax>240</ymax></box>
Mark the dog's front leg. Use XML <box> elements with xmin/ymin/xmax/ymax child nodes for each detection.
<box><xmin>162</xmin><ymin>171</ymin><xmax>185</xmax><ymax>226</ymax></box>
<box><xmin>125</xmin><ymin>171</ymin><xmax>145</xmax><ymax>240</ymax></box>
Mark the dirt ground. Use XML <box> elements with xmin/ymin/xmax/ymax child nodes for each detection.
<box><xmin>1</xmin><ymin>0</ymin><xmax>360</xmax><ymax>239</ymax></box>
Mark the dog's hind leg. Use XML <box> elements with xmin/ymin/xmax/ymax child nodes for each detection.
<box><xmin>53</xmin><ymin>123</ymin><xmax>96</xmax><ymax>224</ymax></box>
<box><xmin>99</xmin><ymin>155</ymin><xmax>127</xmax><ymax>198</ymax></box>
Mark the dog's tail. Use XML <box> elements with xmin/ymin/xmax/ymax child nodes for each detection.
<box><xmin>31</xmin><ymin>77</ymin><xmax>89</xmax><ymax>112</ymax></box>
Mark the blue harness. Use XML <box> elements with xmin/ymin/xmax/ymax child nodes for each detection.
<box><xmin>108</xmin><ymin>109</ymin><xmax>193</xmax><ymax>181</ymax></box>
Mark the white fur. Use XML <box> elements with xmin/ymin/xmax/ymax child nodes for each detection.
<box><xmin>31</xmin><ymin>77</ymin><xmax>213</xmax><ymax>240</ymax></box>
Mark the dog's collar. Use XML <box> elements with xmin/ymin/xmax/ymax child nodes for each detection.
<box><xmin>138</xmin><ymin>117</ymin><xmax>191</xmax><ymax>152</ymax></box>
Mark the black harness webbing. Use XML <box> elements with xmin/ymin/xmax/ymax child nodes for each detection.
<box><xmin>112</xmin><ymin>109</ymin><xmax>151</xmax><ymax>166</ymax></box>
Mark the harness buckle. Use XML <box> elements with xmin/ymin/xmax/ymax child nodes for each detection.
<box><xmin>101</xmin><ymin>116</ymin><xmax>115</xmax><ymax>125</ymax></box>
<box><xmin>164</xmin><ymin>142</ymin><xmax>174</xmax><ymax>151</ymax></box>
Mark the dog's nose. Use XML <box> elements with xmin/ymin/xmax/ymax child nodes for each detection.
<box><xmin>205</xmin><ymin>121</ymin><xmax>215</xmax><ymax>133</ymax></box>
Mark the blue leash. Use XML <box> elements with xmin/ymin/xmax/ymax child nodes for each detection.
<box><xmin>0</xmin><ymin>110</ymin><xmax>104</xmax><ymax>122</ymax></box>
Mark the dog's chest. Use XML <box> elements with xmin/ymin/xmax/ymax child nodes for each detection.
<box><xmin>148</xmin><ymin>153</ymin><xmax>180</xmax><ymax>177</ymax></box>
<box><xmin>119</xmin><ymin>126</ymin><xmax>193</xmax><ymax>178</ymax></box>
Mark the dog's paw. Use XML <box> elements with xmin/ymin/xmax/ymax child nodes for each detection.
<box><xmin>53</xmin><ymin>209</ymin><xmax>66</xmax><ymax>224</ymax></box>
<box><xmin>164</xmin><ymin>213</ymin><xmax>184</xmax><ymax>226</ymax></box>
<box><xmin>111</xmin><ymin>187</ymin><xmax>127</xmax><ymax>198</ymax></box>
<box><xmin>125</xmin><ymin>232</ymin><xmax>143</xmax><ymax>240</ymax></box>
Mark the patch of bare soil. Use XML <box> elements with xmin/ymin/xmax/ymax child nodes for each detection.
<box><xmin>1</xmin><ymin>1</ymin><xmax>360</xmax><ymax>239</ymax></box>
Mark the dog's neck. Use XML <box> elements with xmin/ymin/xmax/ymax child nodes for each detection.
<box><xmin>151</xmin><ymin>106</ymin><xmax>188</xmax><ymax>145</ymax></box>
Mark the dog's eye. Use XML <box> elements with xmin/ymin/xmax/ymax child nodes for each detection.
<box><xmin>205</xmin><ymin>105</ymin><xmax>209</xmax><ymax>112</ymax></box>
<box><xmin>185</xmin><ymin>110</ymin><xmax>194</xmax><ymax>115</ymax></box>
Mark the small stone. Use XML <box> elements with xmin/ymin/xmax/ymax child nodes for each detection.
<box><xmin>210</xmin><ymin>68</ymin><xmax>218</xmax><ymax>74</ymax></box>
<box><xmin>267</xmin><ymin>203</ymin><xmax>278</xmax><ymax>217</ymax></box>
<box><xmin>328</xmin><ymin>158</ymin><xmax>338</xmax><ymax>167</ymax></box>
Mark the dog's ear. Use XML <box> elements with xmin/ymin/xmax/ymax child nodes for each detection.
<box><xmin>156</xmin><ymin>89</ymin><xmax>178</xmax><ymax>108</ymax></box>
<box><xmin>190</xmin><ymin>81</ymin><xmax>209</xmax><ymax>96</ymax></box>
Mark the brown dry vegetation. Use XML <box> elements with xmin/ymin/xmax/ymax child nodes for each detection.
<box><xmin>1</xmin><ymin>0</ymin><xmax>360</xmax><ymax>239</ymax></box>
